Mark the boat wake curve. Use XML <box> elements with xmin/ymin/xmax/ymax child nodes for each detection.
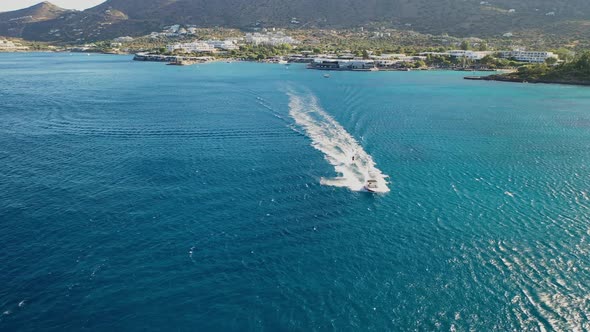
<box><xmin>287</xmin><ymin>88</ymin><xmax>390</xmax><ymax>193</ymax></box>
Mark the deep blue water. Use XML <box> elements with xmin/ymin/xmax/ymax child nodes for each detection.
<box><xmin>2</xmin><ymin>53</ymin><xmax>590</xmax><ymax>331</ymax></box>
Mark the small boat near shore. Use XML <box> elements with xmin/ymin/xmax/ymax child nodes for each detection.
<box><xmin>323</xmin><ymin>74</ymin><xmax>331</xmax><ymax>78</ymax></box>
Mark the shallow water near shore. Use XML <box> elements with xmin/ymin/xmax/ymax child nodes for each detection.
<box><xmin>2</xmin><ymin>53</ymin><xmax>590</xmax><ymax>331</ymax></box>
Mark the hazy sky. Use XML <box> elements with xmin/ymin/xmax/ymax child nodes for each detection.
<box><xmin>0</xmin><ymin>0</ymin><xmax>106</xmax><ymax>12</ymax></box>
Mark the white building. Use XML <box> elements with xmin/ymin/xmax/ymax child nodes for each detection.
<box><xmin>499</xmin><ymin>50</ymin><xmax>558</xmax><ymax>63</ymax></box>
<box><xmin>310</xmin><ymin>58</ymin><xmax>376</xmax><ymax>70</ymax></box>
<box><xmin>419</xmin><ymin>50</ymin><xmax>492</xmax><ymax>60</ymax></box>
<box><xmin>245</xmin><ymin>32</ymin><xmax>299</xmax><ymax>46</ymax></box>
<box><xmin>447</xmin><ymin>50</ymin><xmax>492</xmax><ymax>60</ymax></box>
<box><xmin>371</xmin><ymin>53</ymin><xmax>406</xmax><ymax>60</ymax></box>
<box><xmin>166</xmin><ymin>41</ymin><xmax>215</xmax><ymax>53</ymax></box>
<box><xmin>204</xmin><ymin>40</ymin><xmax>239</xmax><ymax>51</ymax></box>
<box><xmin>166</xmin><ymin>39</ymin><xmax>240</xmax><ymax>53</ymax></box>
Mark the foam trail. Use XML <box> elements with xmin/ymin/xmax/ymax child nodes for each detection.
<box><xmin>287</xmin><ymin>89</ymin><xmax>390</xmax><ymax>193</ymax></box>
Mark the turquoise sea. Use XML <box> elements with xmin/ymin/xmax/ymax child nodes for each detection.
<box><xmin>2</xmin><ymin>53</ymin><xmax>590</xmax><ymax>331</ymax></box>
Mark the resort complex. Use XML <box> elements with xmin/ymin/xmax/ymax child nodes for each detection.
<box><xmin>166</xmin><ymin>39</ymin><xmax>239</xmax><ymax>53</ymax></box>
<box><xmin>137</xmin><ymin>32</ymin><xmax>562</xmax><ymax>72</ymax></box>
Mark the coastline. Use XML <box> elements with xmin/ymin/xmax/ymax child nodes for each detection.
<box><xmin>465</xmin><ymin>74</ymin><xmax>590</xmax><ymax>87</ymax></box>
<box><xmin>8</xmin><ymin>51</ymin><xmax>586</xmax><ymax>88</ymax></box>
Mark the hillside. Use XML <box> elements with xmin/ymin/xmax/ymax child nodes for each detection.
<box><xmin>0</xmin><ymin>1</ymin><xmax>71</xmax><ymax>38</ymax></box>
<box><xmin>2</xmin><ymin>0</ymin><xmax>590</xmax><ymax>43</ymax></box>
<box><xmin>0</xmin><ymin>1</ymin><xmax>67</xmax><ymax>23</ymax></box>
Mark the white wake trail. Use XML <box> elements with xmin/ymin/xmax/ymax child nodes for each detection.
<box><xmin>288</xmin><ymin>90</ymin><xmax>390</xmax><ymax>193</ymax></box>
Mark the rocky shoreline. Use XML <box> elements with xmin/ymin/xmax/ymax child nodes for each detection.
<box><xmin>465</xmin><ymin>74</ymin><xmax>590</xmax><ymax>87</ymax></box>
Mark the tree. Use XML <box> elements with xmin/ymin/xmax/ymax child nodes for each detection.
<box><xmin>517</xmin><ymin>64</ymin><xmax>550</xmax><ymax>79</ymax></box>
<box><xmin>573</xmin><ymin>52</ymin><xmax>590</xmax><ymax>73</ymax></box>
<box><xmin>414</xmin><ymin>60</ymin><xmax>426</xmax><ymax>68</ymax></box>
<box><xmin>278</xmin><ymin>43</ymin><xmax>292</xmax><ymax>52</ymax></box>
<box><xmin>554</xmin><ymin>48</ymin><xmax>575</xmax><ymax>63</ymax></box>
<box><xmin>480</xmin><ymin>55</ymin><xmax>496</xmax><ymax>67</ymax></box>
<box><xmin>545</xmin><ymin>57</ymin><xmax>558</xmax><ymax>66</ymax></box>
<box><xmin>478</xmin><ymin>43</ymin><xmax>488</xmax><ymax>51</ymax></box>
<box><xmin>460</xmin><ymin>41</ymin><xmax>470</xmax><ymax>51</ymax></box>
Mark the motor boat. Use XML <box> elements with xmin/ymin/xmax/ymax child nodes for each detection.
<box><xmin>364</xmin><ymin>179</ymin><xmax>379</xmax><ymax>193</ymax></box>
<box><xmin>323</xmin><ymin>74</ymin><xmax>331</xmax><ymax>78</ymax></box>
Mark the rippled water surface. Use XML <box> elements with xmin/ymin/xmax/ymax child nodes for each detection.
<box><xmin>2</xmin><ymin>53</ymin><xmax>590</xmax><ymax>331</ymax></box>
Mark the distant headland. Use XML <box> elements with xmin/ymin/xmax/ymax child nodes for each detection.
<box><xmin>467</xmin><ymin>52</ymin><xmax>590</xmax><ymax>86</ymax></box>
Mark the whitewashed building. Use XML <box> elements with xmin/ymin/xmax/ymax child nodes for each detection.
<box><xmin>447</xmin><ymin>50</ymin><xmax>492</xmax><ymax>60</ymax></box>
<box><xmin>499</xmin><ymin>50</ymin><xmax>558</xmax><ymax>63</ymax></box>
<box><xmin>204</xmin><ymin>40</ymin><xmax>239</xmax><ymax>51</ymax></box>
<box><xmin>166</xmin><ymin>39</ymin><xmax>240</xmax><ymax>53</ymax></box>
<box><xmin>166</xmin><ymin>41</ymin><xmax>215</xmax><ymax>53</ymax></box>
<box><xmin>419</xmin><ymin>50</ymin><xmax>492</xmax><ymax>60</ymax></box>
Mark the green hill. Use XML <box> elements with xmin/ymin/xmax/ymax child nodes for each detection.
<box><xmin>2</xmin><ymin>0</ymin><xmax>590</xmax><ymax>43</ymax></box>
